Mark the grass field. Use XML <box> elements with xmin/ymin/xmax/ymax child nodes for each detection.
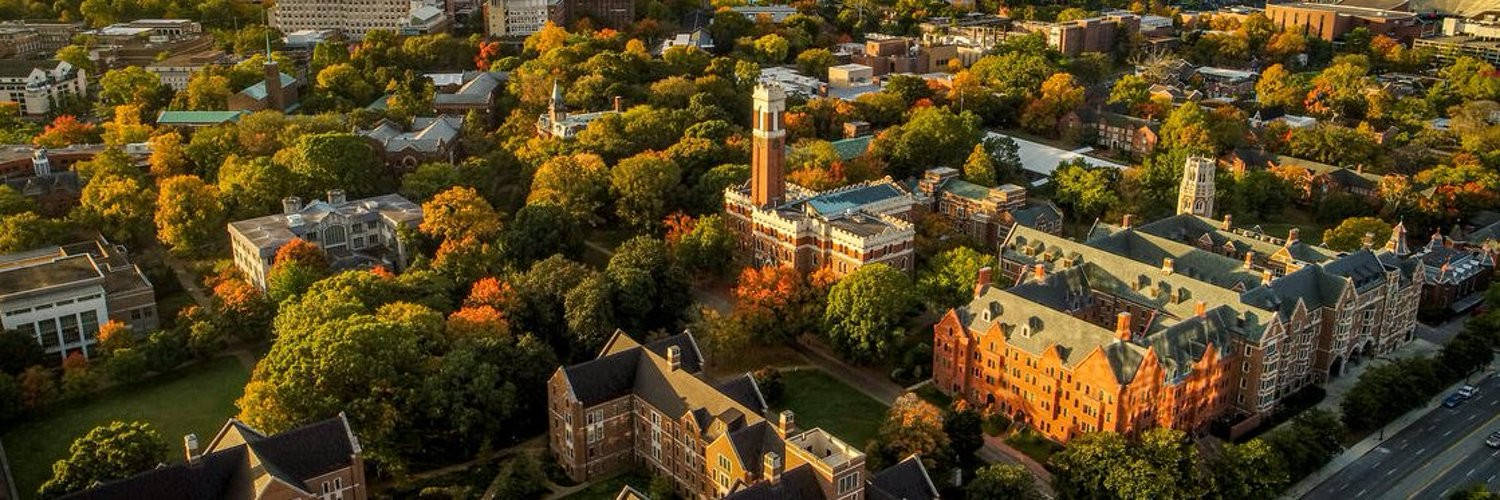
<box><xmin>564</xmin><ymin>472</ymin><xmax>651</xmax><ymax>499</ymax></box>
<box><xmin>1</xmin><ymin>356</ymin><xmax>250</xmax><ymax>498</ymax></box>
<box><xmin>1005</xmin><ymin>428</ymin><xmax>1063</xmax><ymax>464</ymax></box>
<box><xmin>772</xmin><ymin>369</ymin><xmax>889</xmax><ymax>449</ymax></box>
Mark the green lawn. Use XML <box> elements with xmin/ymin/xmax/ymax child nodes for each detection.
<box><xmin>564</xmin><ymin>472</ymin><xmax>651</xmax><ymax>500</ymax></box>
<box><xmin>772</xmin><ymin>369</ymin><xmax>888</xmax><ymax>449</ymax></box>
<box><xmin>1</xmin><ymin>356</ymin><xmax>250</xmax><ymax>498</ymax></box>
<box><xmin>1004</xmin><ymin>428</ymin><xmax>1063</xmax><ymax>464</ymax></box>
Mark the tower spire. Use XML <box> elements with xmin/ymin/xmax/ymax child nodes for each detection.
<box><xmin>1385</xmin><ymin>220</ymin><xmax>1410</xmax><ymax>256</ymax></box>
<box><xmin>1176</xmin><ymin>155</ymin><xmax>1216</xmax><ymax>217</ymax></box>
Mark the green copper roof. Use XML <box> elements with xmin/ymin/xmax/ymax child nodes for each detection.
<box><xmin>829</xmin><ymin>135</ymin><xmax>873</xmax><ymax>161</ymax></box>
<box><xmin>155</xmin><ymin>110</ymin><xmax>245</xmax><ymax>124</ymax></box>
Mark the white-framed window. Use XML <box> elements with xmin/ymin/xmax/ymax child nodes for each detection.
<box><xmin>838</xmin><ymin>472</ymin><xmax>860</xmax><ymax>494</ymax></box>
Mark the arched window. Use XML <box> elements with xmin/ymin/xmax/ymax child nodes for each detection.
<box><xmin>325</xmin><ymin>225</ymin><xmax>347</xmax><ymax>246</ymax></box>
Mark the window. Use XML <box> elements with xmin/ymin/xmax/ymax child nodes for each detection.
<box><xmin>838</xmin><ymin>472</ymin><xmax>861</xmax><ymax>494</ymax></box>
<box><xmin>718</xmin><ymin>453</ymin><xmax>730</xmax><ymax>471</ymax></box>
<box><xmin>39</xmin><ymin>319</ymin><xmax>59</xmax><ymax>350</ymax></box>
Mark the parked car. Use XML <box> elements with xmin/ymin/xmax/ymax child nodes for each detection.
<box><xmin>1444</xmin><ymin>393</ymin><xmax>1465</xmax><ymax>408</ymax></box>
<box><xmin>1460</xmin><ymin>385</ymin><xmax>1479</xmax><ymax>399</ymax></box>
<box><xmin>1487</xmin><ymin>432</ymin><xmax>1500</xmax><ymax>449</ymax></box>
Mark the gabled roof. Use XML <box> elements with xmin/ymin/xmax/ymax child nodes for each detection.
<box><xmin>156</xmin><ymin>110</ymin><xmax>245</xmax><ymax>125</ymax></box>
<box><xmin>238</xmin><ymin>73</ymin><xmax>297</xmax><ymax>100</ymax></box>
<box><xmin>867</xmin><ymin>455</ymin><xmax>940</xmax><ymax>500</ymax></box>
<box><xmin>561</xmin><ymin>331</ymin><xmax>750</xmax><ymax>426</ymax></box>
<box><xmin>722</xmin><ymin>464</ymin><xmax>826</xmax><ymax>500</ymax></box>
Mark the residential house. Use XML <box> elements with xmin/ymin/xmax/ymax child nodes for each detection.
<box><xmin>657</xmin><ymin>28</ymin><xmax>714</xmax><ymax>54</ymax></box>
<box><xmin>0</xmin><ymin>236</ymin><xmax>157</xmax><ymax>360</ymax></box>
<box><xmin>228</xmin><ymin>191</ymin><xmax>423</xmax><ymax>290</ymax></box>
<box><xmin>65</xmin><ymin>414</ymin><xmax>366</xmax><ymax>499</ymax></box>
<box><xmin>1404</xmin><ymin>226</ymin><xmax>1494</xmax><ymax>317</ymax></box>
<box><xmin>0</xmin><ymin>59</ymin><xmax>87</xmax><ymax>116</ymax></box>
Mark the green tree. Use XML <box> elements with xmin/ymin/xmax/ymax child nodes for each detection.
<box><xmin>606</xmin><ymin>236</ymin><xmax>690</xmax><ymax>331</ymax></box>
<box><xmin>217</xmin><ymin>155</ymin><xmax>291</xmax><ymax>219</ymax></box>
<box><xmin>38</xmin><ymin>421</ymin><xmax>168</xmax><ymax>498</ymax></box>
<box><xmin>824</xmin><ymin>264</ymin><xmax>915</xmax><ymax>362</ymax></box>
<box><xmin>529</xmin><ymin>153</ymin><xmax>611</xmax><ymax>225</ymax></box>
<box><xmin>962</xmin><ymin>143</ymin><xmax>998</xmax><ymax>187</ymax></box>
<box><xmin>752</xmin><ymin>34</ymin><xmax>790</xmax><ymax>64</ymax></box>
<box><xmin>284</xmin><ymin>133</ymin><xmax>388</xmax><ymax>197</ymax></box>
<box><xmin>917</xmin><ymin>247</ymin><xmax>990</xmax><ymax>311</ymax></box>
<box><xmin>0</xmin><ymin>329</ymin><xmax>47</xmax><ymax>376</ymax></box>
<box><xmin>872</xmin><ymin>107</ymin><xmax>983</xmax><ymax>180</ymax></box>
<box><xmin>1256</xmin><ymin>63</ymin><xmax>1305</xmax><ymax>112</ymax></box>
<box><xmin>0</xmin><ymin>185</ymin><xmax>35</xmax><ymax>216</ymax></box>
<box><xmin>968</xmin><ymin>464</ymin><xmax>1041</xmax><ymax>500</ymax></box>
<box><xmin>1210</xmin><ymin>439</ymin><xmax>1290</xmax><ymax>499</ymax></box>
<box><xmin>1263</xmin><ymin>408</ymin><xmax>1344</xmax><ymax>479</ymax></box>
<box><xmin>610</xmin><ymin>152</ymin><xmax>682</xmax><ymax>230</ymax></box>
<box><xmin>96</xmin><ymin>66</ymin><xmax>170</xmax><ymax>116</ymax></box>
<box><xmin>1053</xmin><ymin>160</ymin><xmax>1120</xmax><ymax>220</ymax></box>
<box><xmin>155</xmin><ymin>175</ymin><xmax>226</xmax><ymax>256</ymax></box>
<box><xmin>0</xmin><ymin>212</ymin><xmax>63</xmax><ymax>253</ymax></box>
<box><xmin>672</xmin><ymin>214</ymin><xmax>735</xmax><ymax>278</ymax></box>
<box><xmin>1108</xmin><ymin>74</ymin><xmax>1151</xmax><ymax>113</ymax></box>
<box><xmin>796</xmin><ymin>48</ymin><xmax>837</xmax><ymax>79</ymax></box>
<box><xmin>1021</xmin><ymin>72</ymin><xmax>1085</xmax><ymax>136</ymax></box>
<box><xmin>503</xmin><ymin>202</ymin><xmax>583</xmax><ymax>266</ymax></box>
<box><xmin>1321</xmin><ymin>217</ymin><xmax>1393</xmax><ymax>252</ymax></box>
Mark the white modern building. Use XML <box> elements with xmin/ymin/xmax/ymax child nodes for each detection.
<box><xmin>0</xmin><ymin>60</ymin><xmax>87</xmax><ymax>116</ymax></box>
<box><xmin>0</xmin><ymin>237</ymin><xmax>157</xmax><ymax>360</ymax></box>
<box><xmin>228</xmin><ymin>191</ymin><xmax>423</xmax><ymax>290</ymax></box>
<box><xmin>270</xmin><ymin>0</ymin><xmax>449</xmax><ymax>39</ymax></box>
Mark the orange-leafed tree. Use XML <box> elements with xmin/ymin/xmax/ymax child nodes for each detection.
<box><xmin>731</xmin><ymin>265</ymin><xmax>826</xmax><ymax>341</ymax></box>
<box><xmin>33</xmin><ymin>115</ymin><xmax>99</xmax><ymax>148</ymax></box>
<box><xmin>95</xmin><ymin>320</ymin><xmax>134</xmax><ymax>354</ymax></box>
<box><xmin>446</xmin><ymin>305</ymin><xmax>510</xmax><ymax>340</ymax></box>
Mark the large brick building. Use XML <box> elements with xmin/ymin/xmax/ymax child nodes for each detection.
<box><xmin>724</xmin><ymin>82</ymin><xmax>918</xmax><ymax>277</ymax></box>
<box><xmin>547</xmin><ymin>331</ymin><xmax>938</xmax><ymax>500</ymax></box>
<box><xmin>933</xmin><ymin>158</ymin><xmax>1422</xmax><ymax>441</ymax></box>
<box><xmin>1264</xmin><ymin>2</ymin><xmax>1422</xmax><ymax>42</ymax></box>
<box><xmin>911</xmin><ymin>167</ymin><xmax>1063</xmax><ymax>247</ymax></box>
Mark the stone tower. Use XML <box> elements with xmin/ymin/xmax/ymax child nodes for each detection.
<box><xmin>548</xmin><ymin>79</ymin><xmax>566</xmax><ymax>125</ymax></box>
<box><xmin>1177</xmin><ymin>155</ymin><xmax>1215</xmax><ymax>217</ymax></box>
<box><xmin>751</xmin><ymin>82</ymin><xmax>786</xmax><ymax>208</ymax></box>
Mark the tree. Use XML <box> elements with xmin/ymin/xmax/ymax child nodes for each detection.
<box><xmin>38</xmin><ymin>421</ymin><xmax>168</xmax><ymax>498</ymax></box>
<box><xmin>284</xmin><ymin>133</ymin><xmax>388</xmax><ymax>197</ymax></box>
<box><xmin>1050</xmin><ymin>428</ymin><xmax>1204</xmax><ymax>499</ymax></box>
<box><xmin>1321</xmin><ymin>217</ymin><xmax>1393</xmax><ymax>252</ymax></box>
<box><xmin>1053</xmin><ymin>160</ymin><xmax>1120</xmax><ymax>221</ymax></box>
<box><xmin>868</xmin><ymin>393</ymin><xmax>949</xmax><ymax>471</ymax></box>
<box><xmin>96</xmin><ymin>66</ymin><xmax>170</xmax><ymax>115</ymax></box>
<box><xmin>32</xmin><ymin>115</ymin><xmax>98</xmax><ymax>148</ymax></box>
<box><xmin>315</xmin><ymin>63</ymin><xmax>375</xmax><ymax>107</ymax></box>
<box><xmin>181</xmin><ymin>71</ymin><xmax>232</xmax><ymax>110</ymax></box>
<box><xmin>55</xmin><ymin>45</ymin><xmax>96</xmax><ymax>75</ymax></box>
<box><xmin>1263</xmin><ymin>408</ymin><xmax>1344</xmax><ymax>479</ymax></box>
<box><xmin>266</xmin><ymin>238</ymin><xmax>331</xmax><ymax>302</ymax></box>
<box><xmin>824</xmin><ymin>264</ymin><xmax>915</xmax><ymax>362</ymax></box>
<box><xmin>1305</xmin><ymin>56</ymin><xmax>1372</xmax><ymax>119</ymax></box>
<box><xmin>77</xmin><ymin>174</ymin><xmax>154</xmax><ymax>243</ymax></box>
<box><xmin>732</xmin><ymin>265</ymin><xmax>826</xmax><ymax>343</ymax></box>
<box><xmin>872</xmin><ymin>107</ymin><xmax>983</xmax><ymax>180</ymax></box>
<box><xmin>917</xmin><ymin>247</ymin><xmax>990</xmax><ymax>311</ymax></box>
<box><xmin>1109</xmin><ymin>74</ymin><xmax>1151</xmax><ymax>114</ymax></box>
<box><xmin>962</xmin><ymin>143</ymin><xmax>998</xmax><ymax>187</ymax></box>
<box><xmin>147</xmin><ymin>132</ymin><xmax>191</xmax><ymax>177</ymax></box>
<box><xmin>0</xmin><ymin>185</ymin><xmax>34</xmax><ymax>216</ymax></box>
<box><xmin>0</xmin><ymin>329</ymin><xmax>46</xmax><ymax>375</ymax></box>
<box><xmin>610</xmin><ymin>152</ymin><xmax>682</xmax><ymax>230</ymax></box>
<box><xmin>606</xmin><ymin>236</ymin><xmax>690</xmax><ymax>331</ymax></box>
<box><xmin>155</xmin><ymin>175</ymin><xmax>226</xmax><ymax>256</ymax></box>
<box><xmin>529</xmin><ymin>153</ymin><xmax>611</xmax><ymax>225</ymax></box>
<box><xmin>796</xmin><ymin>48</ymin><xmax>837</xmax><ymax>79</ymax></box>
<box><xmin>752</xmin><ymin>34</ymin><xmax>789</xmax><ymax>64</ymax></box>
<box><xmin>1210</xmin><ymin>439</ymin><xmax>1290</xmax><ymax>499</ymax></box>
<box><xmin>1021</xmin><ymin>72</ymin><xmax>1085</xmax><ymax>136</ymax></box>
<box><xmin>1256</xmin><ymin>64</ymin><xmax>1304</xmax><ymax>112</ymax></box>
<box><xmin>672</xmin><ymin>214</ymin><xmax>735</xmax><ymax>278</ymax></box>
<box><xmin>420</xmin><ymin>186</ymin><xmax>501</xmax><ymax>243</ymax></box>
<box><xmin>968</xmin><ymin>464</ymin><xmax>1041</xmax><ymax>500</ymax></box>
<box><xmin>0</xmin><ymin>212</ymin><xmax>64</xmax><ymax>253</ymax></box>
<box><xmin>1158</xmin><ymin>102</ymin><xmax>1218</xmax><ymax>155</ymax></box>
<box><xmin>216</xmin><ymin>155</ymin><xmax>290</xmax><ymax>219</ymax></box>
<box><xmin>100</xmin><ymin>104</ymin><xmax>152</xmax><ymax>147</ymax></box>
<box><xmin>503</xmin><ymin>203</ymin><xmax>583</xmax><ymax>266</ymax></box>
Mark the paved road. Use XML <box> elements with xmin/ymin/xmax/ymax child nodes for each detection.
<box><xmin>1304</xmin><ymin>373</ymin><xmax>1500</xmax><ymax>500</ymax></box>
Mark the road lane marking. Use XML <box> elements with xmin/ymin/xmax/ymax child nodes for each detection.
<box><xmin>1387</xmin><ymin>469</ymin><xmax>1397</xmax><ymax>476</ymax></box>
<box><xmin>1470</xmin><ymin>467</ymin><xmax>1478</xmax><ymax>477</ymax></box>
<box><xmin>1418</xmin><ymin>448</ymin><xmax>1427</xmax><ymax>454</ymax></box>
<box><xmin>1400</xmin><ymin>441</ymin><xmax>1410</xmax><ymax>449</ymax></box>
<box><xmin>1446</xmin><ymin>429</ymin><xmax>1456</xmax><ymax>437</ymax></box>
<box><xmin>1358</xmin><ymin>489</ymin><xmax>1367</xmax><ymax>496</ymax></box>
<box><xmin>1406</xmin><ymin>409</ymin><xmax>1500</xmax><ymax>499</ymax></box>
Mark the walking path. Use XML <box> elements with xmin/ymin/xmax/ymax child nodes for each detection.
<box><xmin>159</xmin><ymin>251</ymin><xmax>211</xmax><ymax>307</ymax></box>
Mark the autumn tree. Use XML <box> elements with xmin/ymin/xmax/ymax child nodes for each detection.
<box><xmin>100</xmin><ymin>104</ymin><xmax>152</xmax><ymax>147</ymax></box>
<box><xmin>265</xmin><ymin>238</ymin><xmax>331</xmax><ymax>302</ymax></box>
<box><xmin>285</xmin><ymin>133</ymin><xmax>388</xmax><ymax>198</ymax></box>
<box><xmin>968</xmin><ymin>464</ymin><xmax>1042</xmax><ymax>500</ymax></box>
<box><xmin>420</xmin><ymin>186</ymin><xmax>501</xmax><ymax>243</ymax></box>
<box><xmin>796</xmin><ymin>48</ymin><xmax>837</xmax><ymax>79</ymax></box>
<box><xmin>606</xmin><ymin>236</ymin><xmax>690</xmax><ymax>331</ymax></box>
<box><xmin>147</xmin><ymin>132</ymin><xmax>191</xmax><ymax>177</ymax></box>
<box><xmin>77</xmin><ymin>174</ymin><xmax>154</xmax><ymax>243</ymax></box>
<box><xmin>671</xmin><ymin>214</ymin><xmax>735</xmax><ymax>278</ymax></box>
<box><xmin>502</xmin><ymin>202</ymin><xmax>583</xmax><ymax>267</ymax></box>
<box><xmin>1050</xmin><ymin>428</ymin><xmax>1206</xmax><ymax>499</ymax></box>
<box><xmin>216</xmin><ymin>155</ymin><xmax>291</xmax><ymax>219</ymax></box>
<box><xmin>32</xmin><ymin>115</ymin><xmax>98</xmax><ymax>148</ymax></box>
<box><xmin>824</xmin><ymin>264</ymin><xmax>915</xmax><ymax>362</ymax></box>
<box><xmin>872</xmin><ymin>106</ymin><xmax>983</xmax><ymax>179</ymax></box>
<box><xmin>732</xmin><ymin>265</ymin><xmax>825</xmax><ymax>342</ymax></box>
<box><xmin>1021</xmin><ymin>72</ymin><xmax>1085</xmax><ymax>136</ymax></box>
<box><xmin>917</xmin><ymin>247</ymin><xmax>992</xmax><ymax>311</ymax></box>
<box><xmin>1321</xmin><ymin>217</ymin><xmax>1393</xmax><ymax>252</ymax></box>
<box><xmin>38</xmin><ymin>421</ymin><xmax>168</xmax><ymax>497</ymax></box>
<box><xmin>528</xmin><ymin>152</ymin><xmax>610</xmax><ymax>225</ymax></box>
<box><xmin>1108</xmin><ymin>74</ymin><xmax>1151</xmax><ymax>114</ymax></box>
<box><xmin>1256</xmin><ymin>64</ymin><xmax>1304</xmax><ymax>112</ymax></box>
<box><xmin>866</xmin><ymin>393</ymin><xmax>950</xmax><ymax>471</ymax></box>
<box><xmin>155</xmin><ymin>175</ymin><xmax>226</xmax><ymax>256</ymax></box>
<box><xmin>1305</xmin><ymin>55</ymin><xmax>1372</xmax><ymax>119</ymax></box>
<box><xmin>96</xmin><ymin>66</ymin><xmax>171</xmax><ymax>116</ymax></box>
<box><xmin>0</xmin><ymin>212</ymin><xmax>64</xmax><ymax>253</ymax></box>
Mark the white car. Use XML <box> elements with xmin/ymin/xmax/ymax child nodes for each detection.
<box><xmin>1459</xmin><ymin>385</ymin><xmax>1479</xmax><ymax>399</ymax></box>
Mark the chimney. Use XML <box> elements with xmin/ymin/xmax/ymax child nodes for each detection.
<box><xmin>1033</xmin><ymin>263</ymin><xmax>1046</xmax><ymax>282</ymax></box>
<box><xmin>1195</xmin><ymin>300</ymin><xmax>1207</xmax><ymax>318</ymax></box>
<box><xmin>1243</xmin><ymin>251</ymin><xmax>1254</xmax><ymax>269</ymax></box>
<box><xmin>667</xmin><ymin>345</ymin><xmax>682</xmax><ymax>371</ymax></box>
<box><xmin>777</xmin><ymin>410</ymin><xmax>796</xmax><ymax>437</ymax></box>
<box><xmin>612</xmin><ymin>95</ymin><xmax>622</xmax><ymax>112</ymax></box>
<box><xmin>1115</xmin><ymin>312</ymin><xmax>1132</xmax><ymax>341</ymax></box>
<box><xmin>1161</xmin><ymin>257</ymin><xmax>1174</xmax><ymax>275</ymax></box>
<box><xmin>183</xmin><ymin>434</ymin><xmax>200</xmax><ymax>463</ymax></box>
<box><xmin>974</xmin><ymin>266</ymin><xmax>992</xmax><ymax>298</ymax></box>
<box><xmin>1287</xmin><ymin>227</ymin><xmax>1300</xmax><ymax>244</ymax></box>
<box><xmin>1122</xmin><ymin>214</ymin><xmax>1133</xmax><ymax>229</ymax></box>
<box><xmin>1362</xmin><ymin>232</ymin><xmax>1375</xmax><ymax>249</ymax></box>
<box><xmin>1261</xmin><ymin>269</ymin><xmax>1273</xmax><ymax>286</ymax></box>
<box><xmin>1221</xmin><ymin>213</ymin><xmax>1232</xmax><ymax>230</ymax></box>
<box><xmin>763</xmin><ymin>452</ymin><xmax>783</xmax><ymax>482</ymax></box>
<box><xmin>326</xmin><ymin>189</ymin><xmax>346</xmax><ymax>205</ymax></box>
<box><xmin>282</xmin><ymin>196</ymin><xmax>303</xmax><ymax>214</ymax></box>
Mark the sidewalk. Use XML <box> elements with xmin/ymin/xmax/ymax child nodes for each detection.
<box><xmin>1282</xmin><ymin>374</ymin><xmax>1478</xmax><ymax>499</ymax></box>
<box><xmin>795</xmin><ymin>337</ymin><xmax>905</xmax><ymax>404</ymax></box>
<box><xmin>981</xmin><ymin>435</ymin><xmax>1056</xmax><ymax>497</ymax></box>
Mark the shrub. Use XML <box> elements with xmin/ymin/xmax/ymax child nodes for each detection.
<box><xmin>753</xmin><ymin>367</ymin><xmax>784</xmax><ymax>406</ymax></box>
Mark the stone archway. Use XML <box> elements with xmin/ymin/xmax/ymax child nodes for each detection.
<box><xmin>1329</xmin><ymin>356</ymin><xmax>1344</xmax><ymax>378</ymax></box>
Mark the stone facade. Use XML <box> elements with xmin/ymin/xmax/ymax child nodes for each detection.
<box><xmin>912</xmin><ymin>167</ymin><xmax>1064</xmax><ymax>247</ymax></box>
<box><xmin>724</xmin><ymin>82</ymin><xmax>918</xmax><ymax>277</ymax></box>
<box><xmin>228</xmin><ymin>192</ymin><xmax>422</xmax><ymax>290</ymax></box>
<box><xmin>0</xmin><ymin>60</ymin><xmax>87</xmax><ymax>116</ymax></box>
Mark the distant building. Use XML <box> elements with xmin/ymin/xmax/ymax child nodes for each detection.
<box><xmin>155</xmin><ymin>110</ymin><xmax>247</xmax><ymax>128</ymax></box>
<box><xmin>0</xmin><ymin>60</ymin><xmax>87</xmax><ymax>116</ymax></box>
<box><xmin>913</xmin><ymin>167</ymin><xmax>1064</xmax><ymax>247</ymax></box>
<box><xmin>3</xmin><ymin>148</ymin><xmax>81</xmax><ymax>216</ymax></box>
<box><xmin>228</xmin><ymin>191</ymin><xmax>422</xmax><ymax>290</ymax></box>
<box><xmin>1194</xmin><ymin>67</ymin><xmax>1257</xmax><ymax>100</ymax></box>
<box><xmin>1264</xmin><ymin>2</ymin><xmax>1421</xmax><ymax>42</ymax></box>
<box><xmin>0</xmin><ymin>236</ymin><xmax>157</xmax><ymax>360</ymax></box>
<box><xmin>145</xmin><ymin>48</ymin><xmax>233</xmax><ymax>91</ymax></box>
<box><xmin>563</xmin><ymin>0</ymin><xmax>633</xmax><ymax>28</ymax></box>
<box><xmin>270</xmin><ymin>0</ymin><xmax>450</xmax><ymax>39</ymax></box>
<box><xmin>548</xmin><ymin>330</ymin><xmax>938</xmax><ymax>500</ymax></box>
<box><xmin>1094</xmin><ymin>105</ymin><xmax>1160</xmax><ymax>156</ymax></box>
<box><xmin>0</xmin><ymin>21</ymin><xmax>83</xmax><ymax>54</ymax></box>
<box><xmin>730</xmin><ymin>5</ymin><xmax>799</xmax><ymax>23</ymax></box>
<box><xmin>68</xmin><ymin>414</ymin><xmax>367</xmax><ymax>499</ymax></box>
<box><xmin>283</xmin><ymin>29</ymin><xmax>342</xmax><ymax>51</ymax></box>
<box><xmin>536</xmin><ymin>81</ymin><xmax>621</xmax><ymax>139</ymax></box>
<box><xmin>827</xmin><ymin>63</ymin><xmax>873</xmax><ymax>88</ymax></box>
<box><xmin>1017</xmin><ymin>13</ymin><xmax>1140</xmax><ymax>57</ymax></box>
<box><xmin>226</xmin><ymin>49</ymin><xmax>300</xmax><ymax>113</ymax></box>
<box><xmin>1403</xmin><ymin>226</ymin><xmax>1494</xmax><ymax>317</ymax></box>
<box><xmin>657</xmin><ymin>28</ymin><xmax>714</xmax><ymax>54</ymax></box>
<box><xmin>485</xmin><ymin>0</ymin><xmax>563</xmax><ymax>37</ymax></box>
<box><xmin>92</xmin><ymin>19</ymin><xmax>202</xmax><ymax>43</ymax></box>
<box><xmin>724</xmin><ymin>82</ymin><xmax>918</xmax><ymax>277</ymax></box>
<box><xmin>0</xmin><ymin>26</ymin><xmax>43</xmax><ymax>59</ymax></box>
<box><xmin>359</xmin><ymin>115</ymin><xmax>464</xmax><ymax>171</ymax></box>
<box><xmin>1220</xmin><ymin>148</ymin><xmax>1384</xmax><ymax>203</ymax></box>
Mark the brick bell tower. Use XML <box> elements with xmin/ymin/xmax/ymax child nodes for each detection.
<box><xmin>751</xmin><ymin>82</ymin><xmax>786</xmax><ymax>208</ymax></box>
